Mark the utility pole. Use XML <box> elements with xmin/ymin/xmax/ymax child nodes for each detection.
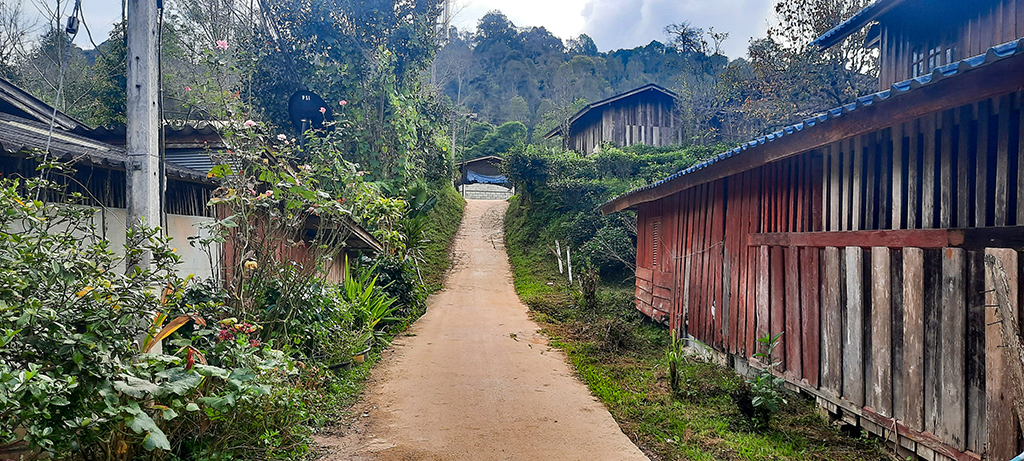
<box><xmin>125</xmin><ymin>0</ymin><xmax>162</xmax><ymax>268</ymax></box>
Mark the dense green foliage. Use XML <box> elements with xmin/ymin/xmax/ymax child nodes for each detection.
<box><xmin>502</xmin><ymin>143</ymin><xmax>724</xmax><ymax>283</ymax></box>
<box><xmin>0</xmin><ymin>178</ymin><xmax>336</xmax><ymax>459</ymax></box>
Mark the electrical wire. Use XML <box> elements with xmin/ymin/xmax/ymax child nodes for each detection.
<box><xmin>38</xmin><ymin>0</ymin><xmax>82</xmax><ymax>200</ymax></box>
<box><xmin>158</xmin><ymin>0</ymin><xmax>167</xmax><ymax>231</ymax></box>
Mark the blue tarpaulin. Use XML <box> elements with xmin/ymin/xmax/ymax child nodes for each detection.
<box><xmin>466</xmin><ymin>169</ymin><xmax>509</xmax><ymax>185</ymax></box>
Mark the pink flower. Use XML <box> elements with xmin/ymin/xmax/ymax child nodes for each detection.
<box><xmin>243</xmin><ymin>120</ymin><xmax>256</xmax><ymax>128</ymax></box>
<box><xmin>249</xmin><ymin>339</ymin><xmax>261</xmax><ymax>348</ymax></box>
<box><xmin>319</xmin><ymin>107</ymin><xmax>326</xmax><ymax>114</ymax></box>
<box><xmin>185</xmin><ymin>86</ymin><xmax>192</xmax><ymax>92</ymax></box>
<box><xmin>339</xmin><ymin>100</ymin><xmax>347</xmax><ymax>106</ymax></box>
<box><xmin>277</xmin><ymin>134</ymin><xmax>287</xmax><ymax>141</ymax></box>
<box><xmin>215</xmin><ymin>40</ymin><xmax>229</xmax><ymax>50</ymax></box>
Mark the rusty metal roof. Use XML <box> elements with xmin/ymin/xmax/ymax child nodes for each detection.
<box><xmin>601</xmin><ymin>38</ymin><xmax>1024</xmax><ymax>214</ymax></box>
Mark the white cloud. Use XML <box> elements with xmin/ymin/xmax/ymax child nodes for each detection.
<box><xmin>53</xmin><ymin>0</ymin><xmax>774</xmax><ymax>58</ymax></box>
<box><xmin>451</xmin><ymin>0</ymin><xmax>588</xmax><ymax>40</ymax></box>
<box><xmin>579</xmin><ymin>0</ymin><xmax>773</xmax><ymax>58</ymax></box>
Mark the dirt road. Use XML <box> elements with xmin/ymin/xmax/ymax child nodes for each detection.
<box><xmin>318</xmin><ymin>200</ymin><xmax>648</xmax><ymax>460</ymax></box>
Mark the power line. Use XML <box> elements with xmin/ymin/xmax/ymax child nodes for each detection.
<box><xmin>38</xmin><ymin>0</ymin><xmax>81</xmax><ymax>200</ymax></box>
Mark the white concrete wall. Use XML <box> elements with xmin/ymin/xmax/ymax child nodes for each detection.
<box><xmin>11</xmin><ymin>206</ymin><xmax>220</xmax><ymax>281</ymax></box>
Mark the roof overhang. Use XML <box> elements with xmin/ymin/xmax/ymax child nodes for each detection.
<box><xmin>810</xmin><ymin>0</ymin><xmax>908</xmax><ymax>50</ymax></box>
<box><xmin>0</xmin><ymin>113</ymin><xmax>215</xmax><ymax>184</ymax></box>
<box><xmin>543</xmin><ymin>84</ymin><xmax>678</xmax><ymax>139</ymax></box>
<box><xmin>601</xmin><ymin>39</ymin><xmax>1024</xmax><ymax>215</ymax></box>
<box><xmin>457</xmin><ymin>155</ymin><xmax>503</xmax><ymax>167</ymax></box>
<box><xmin>0</xmin><ymin>77</ymin><xmax>87</xmax><ymax>131</ymax></box>
<box><xmin>303</xmin><ymin>214</ymin><xmax>383</xmax><ymax>253</ymax></box>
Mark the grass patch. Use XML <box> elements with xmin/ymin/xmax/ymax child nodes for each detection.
<box><xmin>419</xmin><ymin>184</ymin><xmax>466</xmax><ymax>292</ymax></box>
<box><xmin>504</xmin><ymin>195</ymin><xmax>888</xmax><ymax>461</ymax></box>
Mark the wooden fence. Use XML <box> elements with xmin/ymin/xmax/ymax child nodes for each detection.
<box><xmin>634</xmin><ymin>91</ymin><xmax>1024</xmax><ymax>460</ymax></box>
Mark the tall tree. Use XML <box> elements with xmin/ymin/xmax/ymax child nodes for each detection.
<box><xmin>741</xmin><ymin>0</ymin><xmax>877</xmax><ymax>129</ymax></box>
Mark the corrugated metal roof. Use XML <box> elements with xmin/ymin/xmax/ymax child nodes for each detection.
<box><xmin>601</xmin><ymin>38</ymin><xmax>1024</xmax><ymax>212</ymax></box>
<box><xmin>810</xmin><ymin>0</ymin><xmax>907</xmax><ymax>49</ymax></box>
<box><xmin>0</xmin><ymin>112</ymin><xmax>213</xmax><ymax>184</ymax></box>
<box><xmin>165</xmin><ymin>148</ymin><xmax>217</xmax><ymax>174</ymax></box>
<box><xmin>0</xmin><ymin>77</ymin><xmax>88</xmax><ymax>131</ymax></box>
<box><xmin>543</xmin><ymin>83</ymin><xmax>678</xmax><ymax>139</ymax></box>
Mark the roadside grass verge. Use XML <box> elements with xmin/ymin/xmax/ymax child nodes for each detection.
<box><xmin>419</xmin><ymin>184</ymin><xmax>467</xmax><ymax>293</ymax></box>
<box><xmin>504</xmin><ymin>197</ymin><xmax>887</xmax><ymax>461</ymax></box>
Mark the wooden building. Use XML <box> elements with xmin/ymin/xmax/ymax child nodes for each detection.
<box><xmin>602</xmin><ymin>1</ymin><xmax>1024</xmax><ymax>460</ymax></box>
<box><xmin>814</xmin><ymin>0</ymin><xmax>1024</xmax><ymax>90</ymax></box>
<box><xmin>543</xmin><ymin>83</ymin><xmax>678</xmax><ymax>155</ymax></box>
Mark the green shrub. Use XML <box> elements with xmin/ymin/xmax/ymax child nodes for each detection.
<box><xmin>0</xmin><ymin>178</ymin><xmax>329</xmax><ymax>460</ymax></box>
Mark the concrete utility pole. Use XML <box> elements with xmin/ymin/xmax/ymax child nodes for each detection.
<box><xmin>125</xmin><ymin>0</ymin><xmax>162</xmax><ymax>268</ymax></box>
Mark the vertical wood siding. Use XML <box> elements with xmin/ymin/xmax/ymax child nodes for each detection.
<box><xmin>634</xmin><ymin>90</ymin><xmax>1024</xmax><ymax>460</ymax></box>
<box><xmin>568</xmin><ymin>92</ymin><xmax>676</xmax><ymax>154</ymax></box>
<box><xmin>879</xmin><ymin>0</ymin><xmax>1023</xmax><ymax>90</ymax></box>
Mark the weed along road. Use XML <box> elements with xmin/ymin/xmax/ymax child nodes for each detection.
<box><xmin>319</xmin><ymin>199</ymin><xmax>649</xmax><ymax>460</ymax></box>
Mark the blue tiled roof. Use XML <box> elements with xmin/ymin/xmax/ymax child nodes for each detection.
<box><xmin>601</xmin><ymin>38</ymin><xmax>1024</xmax><ymax>212</ymax></box>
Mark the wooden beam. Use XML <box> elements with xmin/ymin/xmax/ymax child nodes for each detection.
<box><xmin>903</xmin><ymin>247</ymin><xmax>926</xmax><ymax>431</ymax></box>
<box><xmin>747</xmin><ymin>226</ymin><xmax>1024</xmax><ymax>250</ymax></box>
<box><xmin>984</xmin><ymin>249</ymin><xmax>1024</xmax><ymax>460</ymax></box>
<box><xmin>601</xmin><ymin>53</ymin><xmax>1024</xmax><ymax>215</ymax></box>
<box><xmin>844</xmin><ymin>247</ymin><xmax>865</xmax><ymax>407</ymax></box>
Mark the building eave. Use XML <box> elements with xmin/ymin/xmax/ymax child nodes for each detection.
<box><xmin>810</xmin><ymin>0</ymin><xmax>908</xmax><ymax>50</ymax></box>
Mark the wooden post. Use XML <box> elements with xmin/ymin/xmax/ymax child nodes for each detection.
<box><xmin>984</xmin><ymin>249</ymin><xmax>1024</xmax><ymax>459</ymax></box>
<box><xmin>822</xmin><ymin>247</ymin><xmax>842</xmax><ymax>397</ymax></box>
<box><xmin>555</xmin><ymin>240</ymin><xmax>563</xmax><ymax>274</ymax></box>
<box><xmin>844</xmin><ymin>247</ymin><xmax>865</xmax><ymax>407</ymax></box>
<box><xmin>567</xmin><ymin>245</ymin><xmax>572</xmax><ymax>284</ymax></box>
<box><xmin>939</xmin><ymin>248</ymin><xmax>966</xmax><ymax>450</ymax></box>
<box><xmin>870</xmin><ymin>247</ymin><xmax>893</xmax><ymax>417</ymax></box>
<box><xmin>903</xmin><ymin>247</ymin><xmax>925</xmax><ymax>431</ymax></box>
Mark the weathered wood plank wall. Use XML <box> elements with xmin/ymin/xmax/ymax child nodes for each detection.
<box><xmin>568</xmin><ymin>92</ymin><xmax>676</xmax><ymax>154</ymax></box>
<box><xmin>635</xmin><ymin>90</ymin><xmax>1024</xmax><ymax>460</ymax></box>
<box><xmin>879</xmin><ymin>0</ymin><xmax>1023</xmax><ymax>89</ymax></box>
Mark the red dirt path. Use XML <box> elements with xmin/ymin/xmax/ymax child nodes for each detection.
<box><xmin>315</xmin><ymin>199</ymin><xmax>648</xmax><ymax>460</ymax></box>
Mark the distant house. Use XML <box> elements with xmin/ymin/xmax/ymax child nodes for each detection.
<box><xmin>602</xmin><ymin>1</ymin><xmax>1024</xmax><ymax>460</ymax></box>
<box><xmin>454</xmin><ymin>155</ymin><xmax>512</xmax><ymax>200</ymax></box>
<box><xmin>543</xmin><ymin>83</ymin><xmax>678</xmax><ymax>155</ymax></box>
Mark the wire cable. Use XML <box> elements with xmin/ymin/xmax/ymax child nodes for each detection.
<box><xmin>38</xmin><ymin>0</ymin><xmax>82</xmax><ymax>200</ymax></box>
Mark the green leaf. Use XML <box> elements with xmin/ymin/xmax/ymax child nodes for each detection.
<box><xmin>113</xmin><ymin>375</ymin><xmax>160</xmax><ymax>398</ymax></box>
<box><xmin>208</xmin><ymin>164</ymin><xmax>234</xmax><ymax>179</ymax></box>
<box><xmin>185</xmin><ymin>402</ymin><xmax>200</xmax><ymax>412</ymax></box>
<box><xmin>156</xmin><ymin>368</ymin><xmax>204</xmax><ymax>397</ymax></box>
<box><xmin>162</xmin><ymin>408</ymin><xmax>178</xmax><ymax>420</ymax></box>
<box><xmin>141</xmin><ymin>428</ymin><xmax>171</xmax><ymax>451</ymax></box>
<box><xmin>128</xmin><ymin>410</ymin><xmax>159</xmax><ymax>434</ymax></box>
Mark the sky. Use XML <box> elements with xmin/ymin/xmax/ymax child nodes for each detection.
<box><xmin>39</xmin><ymin>0</ymin><xmax>774</xmax><ymax>60</ymax></box>
<box><xmin>452</xmin><ymin>0</ymin><xmax>776</xmax><ymax>59</ymax></box>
